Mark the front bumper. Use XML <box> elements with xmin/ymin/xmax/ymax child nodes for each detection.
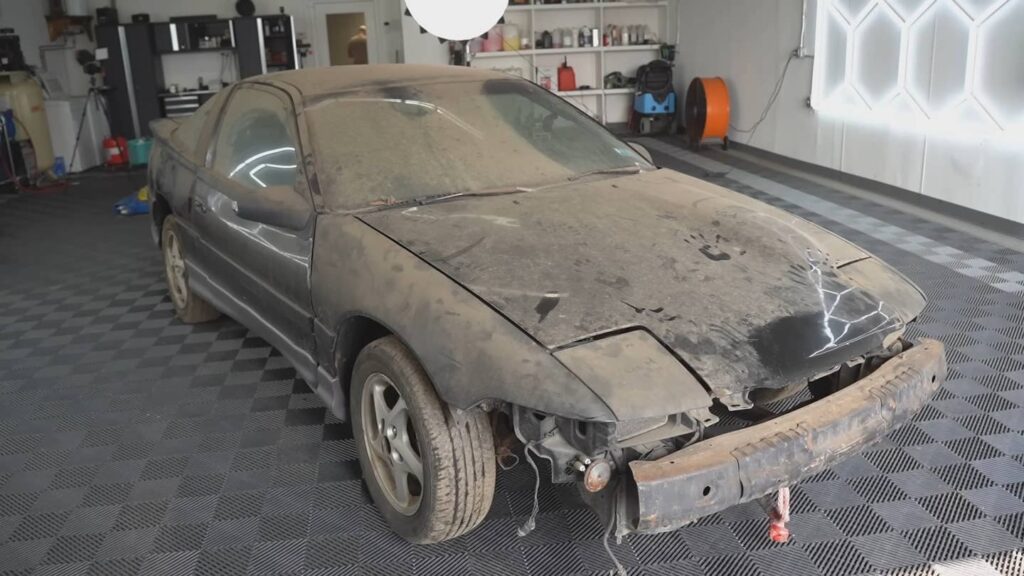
<box><xmin>627</xmin><ymin>338</ymin><xmax>946</xmax><ymax>534</ymax></box>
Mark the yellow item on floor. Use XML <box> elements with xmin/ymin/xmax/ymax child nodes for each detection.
<box><xmin>113</xmin><ymin>185</ymin><xmax>151</xmax><ymax>215</ymax></box>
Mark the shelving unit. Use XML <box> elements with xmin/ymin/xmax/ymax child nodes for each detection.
<box><xmin>469</xmin><ymin>1</ymin><xmax>673</xmax><ymax>124</ymax></box>
<box><xmin>507</xmin><ymin>1</ymin><xmax>668</xmax><ymax>10</ymax></box>
<box><xmin>153</xmin><ymin>19</ymin><xmax>236</xmax><ymax>54</ymax></box>
<box><xmin>471</xmin><ymin>44</ymin><xmax>657</xmax><ymax>59</ymax></box>
<box><xmin>234</xmin><ymin>15</ymin><xmax>300</xmax><ymax>79</ymax></box>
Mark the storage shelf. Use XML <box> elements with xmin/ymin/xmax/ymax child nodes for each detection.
<box><xmin>557</xmin><ymin>89</ymin><xmax>601</xmax><ymax>96</ymax></box>
<box><xmin>507</xmin><ymin>1</ymin><xmax>668</xmax><ymax>11</ymax></box>
<box><xmin>473</xmin><ymin>44</ymin><xmax>660</xmax><ymax>59</ymax></box>
<box><xmin>603</xmin><ymin>44</ymin><xmax>661</xmax><ymax>52</ymax></box>
<box><xmin>473</xmin><ymin>0</ymin><xmax>671</xmax><ymax>125</ymax></box>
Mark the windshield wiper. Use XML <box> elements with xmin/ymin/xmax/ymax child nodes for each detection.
<box><xmin>415</xmin><ymin>186</ymin><xmax>534</xmax><ymax>206</ymax></box>
<box><xmin>568</xmin><ymin>165</ymin><xmax>644</xmax><ymax>181</ymax></box>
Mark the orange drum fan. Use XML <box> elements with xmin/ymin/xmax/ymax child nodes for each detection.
<box><xmin>685</xmin><ymin>77</ymin><xmax>731</xmax><ymax>150</ymax></box>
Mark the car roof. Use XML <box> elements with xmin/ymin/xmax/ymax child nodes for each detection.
<box><xmin>253</xmin><ymin>64</ymin><xmax>512</xmax><ymax>99</ymax></box>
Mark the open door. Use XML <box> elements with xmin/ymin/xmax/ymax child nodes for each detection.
<box><xmin>312</xmin><ymin>1</ymin><xmax>380</xmax><ymax>67</ymax></box>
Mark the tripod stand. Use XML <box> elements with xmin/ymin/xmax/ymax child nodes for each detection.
<box><xmin>67</xmin><ymin>83</ymin><xmax>118</xmax><ymax>174</ymax></box>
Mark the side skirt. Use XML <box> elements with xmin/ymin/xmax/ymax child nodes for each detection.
<box><xmin>315</xmin><ymin>366</ymin><xmax>346</xmax><ymax>421</ymax></box>
<box><xmin>188</xmin><ymin>264</ymin><xmax>318</xmax><ymax>385</ymax></box>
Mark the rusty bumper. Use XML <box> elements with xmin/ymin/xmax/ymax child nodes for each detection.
<box><xmin>627</xmin><ymin>338</ymin><xmax>946</xmax><ymax>534</ymax></box>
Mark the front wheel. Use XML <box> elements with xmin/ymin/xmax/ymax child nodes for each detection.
<box><xmin>351</xmin><ymin>336</ymin><xmax>495</xmax><ymax>543</ymax></box>
<box><xmin>161</xmin><ymin>216</ymin><xmax>219</xmax><ymax>323</ymax></box>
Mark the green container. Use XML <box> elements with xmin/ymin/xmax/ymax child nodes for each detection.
<box><xmin>128</xmin><ymin>137</ymin><xmax>152</xmax><ymax>166</ymax></box>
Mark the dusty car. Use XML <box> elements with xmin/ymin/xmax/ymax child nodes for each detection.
<box><xmin>148</xmin><ymin>64</ymin><xmax>946</xmax><ymax>543</ymax></box>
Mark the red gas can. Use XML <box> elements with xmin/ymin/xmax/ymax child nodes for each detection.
<box><xmin>557</xmin><ymin>59</ymin><xmax>576</xmax><ymax>92</ymax></box>
<box><xmin>103</xmin><ymin>136</ymin><xmax>128</xmax><ymax>167</ymax></box>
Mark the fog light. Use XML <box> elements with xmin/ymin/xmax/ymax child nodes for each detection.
<box><xmin>583</xmin><ymin>459</ymin><xmax>613</xmax><ymax>493</ymax></box>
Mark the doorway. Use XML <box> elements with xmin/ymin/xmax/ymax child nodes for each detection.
<box><xmin>327</xmin><ymin>13</ymin><xmax>367</xmax><ymax>65</ymax></box>
<box><xmin>311</xmin><ymin>1</ymin><xmax>380</xmax><ymax>67</ymax></box>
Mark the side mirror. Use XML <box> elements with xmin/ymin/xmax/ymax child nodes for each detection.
<box><xmin>628</xmin><ymin>142</ymin><xmax>654</xmax><ymax>164</ymax></box>
<box><xmin>233</xmin><ymin>186</ymin><xmax>312</xmax><ymax>230</ymax></box>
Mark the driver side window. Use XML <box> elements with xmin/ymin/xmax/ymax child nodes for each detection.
<box><xmin>212</xmin><ymin>86</ymin><xmax>300</xmax><ymax>190</ymax></box>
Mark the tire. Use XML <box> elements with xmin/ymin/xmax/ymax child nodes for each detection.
<box><xmin>351</xmin><ymin>336</ymin><xmax>496</xmax><ymax>544</ymax></box>
<box><xmin>161</xmin><ymin>215</ymin><xmax>220</xmax><ymax>324</ymax></box>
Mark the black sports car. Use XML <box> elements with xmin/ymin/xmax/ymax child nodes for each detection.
<box><xmin>149</xmin><ymin>64</ymin><xmax>946</xmax><ymax>543</ymax></box>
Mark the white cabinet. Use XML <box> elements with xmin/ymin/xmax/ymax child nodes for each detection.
<box><xmin>45</xmin><ymin>97</ymin><xmax>110</xmax><ymax>174</ymax></box>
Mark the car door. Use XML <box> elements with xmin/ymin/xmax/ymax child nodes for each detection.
<box><xmin>158</xmin><ymin>89</ymin><xmax>232</xmax><ymax>250</ymax></box>
<box><xmin>189</xmin><ymin>84</ymin><xmax>317</xmax><ymax>377</ymax></box>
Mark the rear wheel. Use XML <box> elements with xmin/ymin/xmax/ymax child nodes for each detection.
<box><xmin>161</xmin><ymin>216</ymin><xmax>219</xmax><ymax>323</ymax></box>
<box><xmin>351</xmin><ymin>336</ymin><xmax>495</xmax><ymax>543</ymax></box>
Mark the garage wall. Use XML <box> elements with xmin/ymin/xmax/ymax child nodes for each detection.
<box><xmin>398</xmin><ymin>1</ymin><xmax>448</xmax><ymax>65</ymax></box>
<box><xmin>0</xmin><ymin>0</ymin><xmax>52</xmax><ymax>68</ymax></box>
<box><xmin>675</xmin><ymin>0</ymin><xmax>1024</xmax><ymax>225</ymax></box>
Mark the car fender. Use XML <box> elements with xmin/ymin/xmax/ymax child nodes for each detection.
<box><xmin>310</xmin><ymin>214</ymin><xmax>617</xmax><ymax>422</ymax></box>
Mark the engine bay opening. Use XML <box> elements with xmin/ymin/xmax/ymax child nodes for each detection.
<box><xmin>704</xmin><ymin>337</ymin><xmax>914</xmax><ymax>438</ymax></box>
<box><xmin>496</xmin><ymin>339</ymin><xmax>917</xmax><ymax>489</ymax></box>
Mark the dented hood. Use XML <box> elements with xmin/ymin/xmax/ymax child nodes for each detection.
<box><xmin>357</xmin><ymin>169</ymin><xmax>926</xmax><ymax>401</ymax></box>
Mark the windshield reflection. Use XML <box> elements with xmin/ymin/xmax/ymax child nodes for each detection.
<box><xmin>228</xmin><ymin>147</ymin><xmax>297</xmax><ymax>189</ymax></box>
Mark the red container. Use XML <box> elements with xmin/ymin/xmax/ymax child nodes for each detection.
<box><xmin>557</xmin><ymin>60</ymin><xmax>576</xmax><ymax>92</ymax></box>
<box><xmin>104</xmin><ymin>136</ymin><xmax>128</xmax><ymax>166</ymax></box>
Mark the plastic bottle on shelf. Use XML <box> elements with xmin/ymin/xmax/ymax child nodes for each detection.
<box><xmin>483</xmin><ymin>25</ymin><xmax>502</xmax><ymax>52</ymax></box>
<box><xmin>562</xmin><ymin>28</ymin><xmax>574</xmax><ymax>48</ymax></box>
<box><xmin>502</xmin><ymin>23</ymin><xmax>520</xmax><ymax>51</ymax></box>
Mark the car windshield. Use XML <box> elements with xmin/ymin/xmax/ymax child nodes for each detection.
<box><xmin>305</xmin><ymin>77</ymin><xmax>651</xmax><ymax>211</ymax></box>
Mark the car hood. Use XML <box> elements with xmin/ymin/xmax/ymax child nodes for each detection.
<box><xmin>357</xmin><ymin>169</ymin><xmax>926</xmax><ymax>402</ymax></box>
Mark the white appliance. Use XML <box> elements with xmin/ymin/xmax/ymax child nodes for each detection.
<box><xmin>45</xmin><ymin>96</ymin><xmax>109</xmax><ymax>173</ymax></box>
<box><xmin>39</xmin><ymin>43</ymin><xmax>94</xmax><ymax>98</ymax></box>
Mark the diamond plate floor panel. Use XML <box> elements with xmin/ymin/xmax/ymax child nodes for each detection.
<box><xmin>1</xmin><ymin>152</ymin><xmax>1023</xmax><ymax>576</ymax></box>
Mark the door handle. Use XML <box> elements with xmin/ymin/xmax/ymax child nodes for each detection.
<box><xmin>193</xmin><ymin>199</ymin><xmax>207</xmax><ymax>213</ymax></box>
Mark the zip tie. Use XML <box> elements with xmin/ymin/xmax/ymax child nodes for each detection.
<box><xmin>768</xmin><ymin>486</ymin><xmax>791</xmax><ymax>543</ymax></box>
<box><xmin>516</xmin><ymin>442</ymin><xmax>540</xmax><ymax>537</ymax></box>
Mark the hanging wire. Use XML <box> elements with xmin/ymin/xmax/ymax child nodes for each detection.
<box><xmin>516</xmin><ymin>441</ymin><xmax>541</xmax><ymax>537</ymax></box>
<box><xmin>729</xmin><ymin>53</ymin><xmax>798</xmax><ymax>143</ymax></box>
<box><xmin>602</xmin><ymin>500</ymin><xmax>628</xmax><ymax>576</ymax></box>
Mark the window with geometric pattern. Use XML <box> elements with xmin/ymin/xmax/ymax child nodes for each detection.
<box><xmin>811</xmin><ymin>0</ymin><xmax>1024</xmax><ymax>135</ymax></box>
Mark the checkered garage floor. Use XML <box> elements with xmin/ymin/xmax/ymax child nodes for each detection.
<box><xmin>1</xmin><ymin>140</ymin><xmax>1023</xmax><ymax>576</ymax></box>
